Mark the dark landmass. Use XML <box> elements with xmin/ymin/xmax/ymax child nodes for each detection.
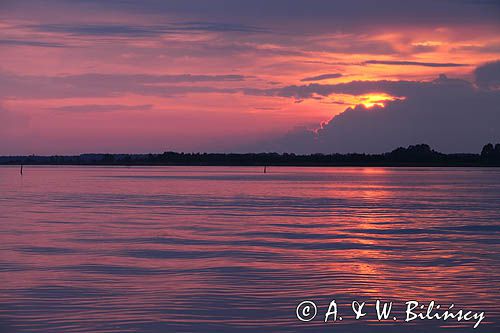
<box><xmin>1</xmin><ymin>144</ymin><xmax>500</xmax><ymax>167</ymax></box>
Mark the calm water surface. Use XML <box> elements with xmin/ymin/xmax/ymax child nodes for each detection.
<box><xmin>0</xmin><ymin>166</ymin><xmax>499</xmax><ymax>332</ymax></box>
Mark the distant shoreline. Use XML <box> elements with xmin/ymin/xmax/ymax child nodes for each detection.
<box><xmin>2</xmin><ymin>144</ymin><xmax>500</xmax><ymax>167</ymax></box>
<box><xmin>2</xmin><ymin>163</ymin><xmax>499</xmax><ymax>167</ymax></box>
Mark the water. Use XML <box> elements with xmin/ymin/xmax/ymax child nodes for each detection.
<box><xmin>0</xmin><ymin>166</ymin><xmax>499</xmax><ymax>332</ymax></box>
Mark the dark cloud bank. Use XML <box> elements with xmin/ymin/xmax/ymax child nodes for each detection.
<box><xmin>256</xmin><ymin>61</ymin><xmax>500</xmax><ymax>154</ymax></box>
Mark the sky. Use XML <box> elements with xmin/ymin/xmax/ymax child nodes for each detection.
<box><xmin>0</xmin><ymin>0</ymin><xmax>499</xmax><ymax>155</ymax></box>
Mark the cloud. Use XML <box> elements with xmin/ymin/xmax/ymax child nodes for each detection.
<box><xmin>253</xmin><ymin>106</ymin><xmax>281</xmax><ymax>110</ymax></box>
<box><xmin>170</xmin><ymin>21</ymin><xmax>269</xmax><ymax>33</ymax></box>
<box><xmin>29</xmin><ymin>22</ymin><xmax>268</xmax><ymax>37</ymax></box>
<box><xmin>474</xmin><ymin>60</ymin><xmax>500</xmax><ymax>90</ymax></box>
<box><xmin>411</xmin><ymin>44</ymin><xmax>439</xmax><ymax>53</ymax></box>
<box><xmin>363</xmin><ymin>60</ymin><xmax>468</xmax><ymax>67</ymax></box>
<box><xmin>0</xmin><ymin>39</ymin><xmax>66</xmax><ymax>48</ymax></box>
<box><xmin>300</xmin><ymin>73</ymin><xmax>343</xmax><ymax>82</ymax></box>
<box><xmin>260</xmin><ymin>72</ymin><xmax>500</xmax><ymax>153</ymax></box>
<box><xmin>59</xmin><ymin>73</ymin><xmax>248</xmax><ymax>83</ymax></box>
<box><xmin>244</xmin><ymin>74</ymin><xmax>474</xmax><ymax>99</ymax></box>
<box><xmin>48</xmin><ymin>104</ymin><xmax>153</xmax><ymax>112</ymax></box>
<box><xmin>0</xmin><ymin>72</ymin><xmax>245</xmax><ymax>99</ymax></box>
<box><xmin>454</xmin><ymin>43</ymin><xmax>500</xmax><ymax>54</ymax></box>
<box><xmin>322</xmin><ymin>40</ymin><xmax>397</xmax><ymax>55</ymax></box>
<box><xmin>31</xmin><ymin>0</ymin><xmax>500</xmax><ymax>31</ymax></box>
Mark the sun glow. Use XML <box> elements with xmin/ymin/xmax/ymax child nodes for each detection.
<box><xmin>359</xmin><ymin>93</ymin><xmax>399</xmax><ymax>108</ymax></box>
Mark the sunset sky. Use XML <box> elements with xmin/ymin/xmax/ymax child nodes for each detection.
<box><xmin>1</xmin><ymin>0</ymin><xmax>499</xmax><ymax>154</ymax></box>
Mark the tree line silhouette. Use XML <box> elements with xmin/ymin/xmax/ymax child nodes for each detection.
<box><xmin>2</xmin><ymin>144</ymin><xmax>500</xmax><ymax>167</ymax></box>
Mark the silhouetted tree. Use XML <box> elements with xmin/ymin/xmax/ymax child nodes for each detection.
<box><xmin>102</xmin><ymin>154</ymin><xmax>115</xmax><ymax>164</ymax></box>
<box><xmin>480</xmin><ymin>143</ymin><xmax>500</xmax><ymax>162</ymax></box>
<box><xmin>481</xmin><ymin>143</ymin><xmax>494</xmax><ymax>157</ymax></box>
<box><xmin>387</xmin><ymin>144</ymin><xmax>442</xmax><ymax>162</ymax></box>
